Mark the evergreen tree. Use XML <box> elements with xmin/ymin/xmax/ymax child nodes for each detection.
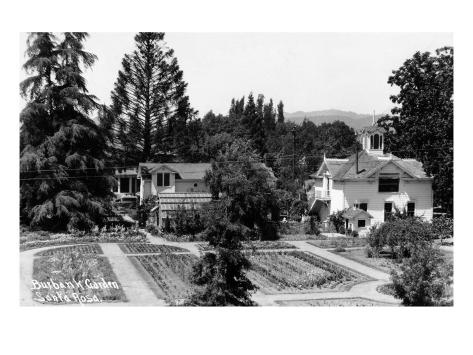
<box><xmin>20</xmin><ymin>32</ymin><xmax>112</xmax><ymax>231</ymax></box>
<box><xmin>263</xmin><ymin>98</ymin><xmax>276</xmax><ymax>132</ymax></box>
<box><xmin>110</xmin><ymin>32</ymin><xmax>197</xmax><ymax>164</ymax></box>
<box><xmin>277</xmin><ymin>100</ymin><xmax>285</xmax><ymax>124</ymax></box>
<box><xmin>253</xmin><ymin>94</ymin><xmax>266</xmax><ymax>156</ymax></box>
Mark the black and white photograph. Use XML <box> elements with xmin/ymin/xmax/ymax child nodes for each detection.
<box><xmin>18</xmin><ymin>31</ymin><xmax>454</xmax><ymax>308</ymax></box>
<box><xmin>2</xmin><ymin>1</ymin><xmax>471</xmax><ymax>354</ymax></box>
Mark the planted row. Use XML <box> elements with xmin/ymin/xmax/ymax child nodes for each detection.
<box><xmin>119</xmin><ymin>243</ymin><xmax>189</xmax><ymax>254</ymax></box>
<box><xmin>35</xmin><ymin>244</ymin><xmax>103</xmax><ymax>257</ymax></box>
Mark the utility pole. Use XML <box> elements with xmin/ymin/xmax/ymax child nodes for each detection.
<box><xmin>291</xmin><ymin>127</ymin><xmax>296</xmax><ymax>182</ymax></box>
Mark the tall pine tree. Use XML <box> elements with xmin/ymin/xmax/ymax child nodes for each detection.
<box><xmin>110</xmin><ymin>32</ymin><xmax>197</xmax><ymax>165</ymax></box>
<box><xmin>20</xmin><ymin>32</ymin><xmax>112</xmax><ymax>231</ymax></box>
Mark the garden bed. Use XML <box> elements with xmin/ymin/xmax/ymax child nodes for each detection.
<box><xmin>275</xmin><ymin>297</ymin><xmax>399</xmax><ymax>307</ymax></box>
<box><xmin>197</xmin><ymin>240</ymin><xmax>297</xmax><ymax>252</ymax></box>
<box><xmin>20</xmin><ymin>228</ymin><xmax>148</xmax><ymax>251</ymax></box>
<box><xmin>279</xmin><ymin>234</ymin><xmax>318</xmax><ymax>241</ymax></box>
<box><xmin>307</xmin><ymin>237</ymin><xmax>368</xmax><ymax>249</ymax></box>
<box><xmin>35</xmin><ymin>244</ymin><xmax>103</xmax><ymax>257</ymax></box>
<box><xmin>32</xmin><ymin>250</ymin><xmax>127</xmax><ymax>305</ymax></box>
<box><xmin>119</xmin><ymin>243</ymin><xmax>189</xmax><ymax>254</ymax></box>
<box><xmin>247</xmin><ymin>251</ymin><xmax>369</xmax><ymax>294</ymax></box>
<box><xmin>130</xmin><ymin>254</ymin><xmax>199</xmax><ymax>304</ymax></box>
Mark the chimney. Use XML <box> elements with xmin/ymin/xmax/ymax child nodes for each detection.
<box><xmin>355</xmin><ymin>144</ymin><xmax>366</xmax><ymax>175</ymax></box>
<box><xmin>372</xmin><ymin>110</ymin><xmax>376</xmax><ymax>125</ymax></box>
<box><xmin>356</xmin><ymin>145</ymin><xmax>359</xmax><ymax>173</ymax></box>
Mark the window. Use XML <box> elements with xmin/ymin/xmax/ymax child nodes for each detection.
<box><xmin>354</xmin><ymin>202</ymin><xmax>368</xmax><ymax>211</ymax></box>
<box><xmin>379</xmin><ymin>175</ymin><xmax>399</xmax><ymax>192</ymax></box>
<box><xmin>157</xmin><ymin>173</ymin><xmax>170</xmax><ymax>187</ymax></box>
<box><xmin>136</xmin><ymin>178</ymin><xmax>141</xmax><ymax>192</ymax></box>
<box><xmin>373</xmin><ymin>134</ymin><xmax>380</xmax><ymax>149</ymax></box>
<box><xmin>119</xmin><ymin>177</ymin><xmax>129</xmax><ymax>193</ymax></box>
<box><xmin>384</xmin><ymin>202</ymin><xmax>393</xmax><ymax>221</ymax></box>
<box><xmin>407</xmin><ymin>202</ymin><xmax>415</xmax><ymax>217</ymax></box>
<box><xmin>112</xmin><ymin>178</ymin><xmax>118</xmax><ymax>192</ymax></box>
<box><xmin>163</xmin><ymin>173</ymin><xmax>170</xmax><ymax>186</ymax></box>
<box><xmin>358</xmin><ymin>219</ymin><xmax>366</xmax><ymax>228</ymax></box>
<box><xmin>131</xmin><ymin>177</ymin><xmax>137</xmax><ymax>193</ymax></box>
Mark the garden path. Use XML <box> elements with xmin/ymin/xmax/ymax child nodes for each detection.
<box><xmin>100</xmin><ymin>243</ymin><xmax>166</xmax><ymax>306</ymax></box>
<box><xmin>252</xmin><ymin>279</ymin><xmax>399</xmax><ymax>306</ymax></box>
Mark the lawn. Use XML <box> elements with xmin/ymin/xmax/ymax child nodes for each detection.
<box><xmin>130</xmin><ymin>254</ymin><xmax>199</xmax><ymax>305</ymax></box>
<box><xmin>247</xmin><ymin>251</ymin><xmax>369</xmax><ymax>294</ymax></box>
<box><xmin>307</xmin><ymin>237</ymin><xmax>368</xmax><ymax>249</ymax></box>
<box><xmin>275</xmin><ymin>297</ymin><xmax>398</xmax><ymax>306</ymax></box>
<box><xmin>119</xmin><ymin>243</ymin><xmax>189</xmax><ymax>254</ymax></box>
<box><xmin>32</xmin><ymin>250</ymin><xmax>127</xmax><ymax>305</ymax></box>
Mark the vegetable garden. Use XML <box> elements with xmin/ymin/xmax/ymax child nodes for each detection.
<box><xmin>119</xmin><ymin>243</ymin><xmax>189</xmax><ymax>254</ymax></box>
<box><xmin>197</xmin><ymin>240</ymin><xmax>297</xmax><ymax>252</ymax></box>
<box><xmin>35</xmin><ymin>244</ymin><xmax>103</xmax><ymax>257</ymax></box>
<box><xmin>246</xmin><ymin>251</ymin><xmax>368</xmax><ymax>294</ymax></box>
<box><xmin>131</xmin><ymin>254</ymin><xmax>199</xmax><ymax>304</ymax></box>
<box><xmin>32</xmin><ymin>250</ymin><xmax>126</xmax><ymax>304</ymax></box>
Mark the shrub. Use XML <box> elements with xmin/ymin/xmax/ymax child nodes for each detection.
<box><xmin>334</xmin><ymin>246</ymin><xmax>346</xmax><ymax>252</ymax></box>
<box><xmin>328</xmin><ymin>210</ymin><xmax>346</xmax><ymax>234</ymax></box>
<box><xmin>432</xmin><ymin>216</ymin><xmax>453</xmax><ymax>242</ymax></box>
<box><xmin>305</xmin><ymin>216</ymin><xmax>321</xmax><ymax>236</ymax></box>
<box><xmin>146</xmin><ymin>224</ymin><xmax>160</xmax><ymax>236</ymax></box>
<box><xmin>367</xmin><ymin>218</ymin><xmax>433</xmax><ymax>260</ymax></box>
<box><xmin>391</xmin><ymin>245</ymin><xmax>453</xmax><ymax>306</ymax></box>
<box><xmin>137</xmin><ymin>196</ymin><xmax>158</xmax><ymax>227</ymax></box>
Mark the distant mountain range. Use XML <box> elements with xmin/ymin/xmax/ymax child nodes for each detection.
<box><xmin>284</xmin><ymin>109</ymin><xmax>386</xmax><ymax>130</ymax></box>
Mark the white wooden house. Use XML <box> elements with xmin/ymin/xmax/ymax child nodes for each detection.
<box><xmin>137</xmin><ymin>163</ymin><xmax>212</xmax><ymax>227</ymax></box>
<box><xmin>307</xmin><ymin>125</ymin><xmax>433</xmax><ymax>235</ymax></box>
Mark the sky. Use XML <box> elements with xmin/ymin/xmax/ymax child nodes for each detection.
<box><xmin>19</xmin><ymin>32</ymin><xmax>453</xmax><ymax>116</ymax></box>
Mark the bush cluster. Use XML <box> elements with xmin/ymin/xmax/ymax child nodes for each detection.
<box><xmin>391</xmin><ymin>245</ymin><xmax>453</xmax><ymax>306</ymax></box>
<box><xmin>367</xmin><ymin>218</ymin><xmax>433</xmax><ymax>260</ymax></box>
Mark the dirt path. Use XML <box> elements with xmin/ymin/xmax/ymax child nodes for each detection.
<box><xmin>100</xmin><ymin>243</ymin><xmax>165</xmax><ymax>306</ymax></box>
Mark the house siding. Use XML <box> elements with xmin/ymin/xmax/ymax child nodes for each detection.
<box><xmin>330</xmin><ymin>178</ymin><xmax>433</xmax><ymax>225</ymax></box>
<box><xmin>175</xmin><ymin>180</ymin><xmax>210</xmax><ymax>193</ymax></box>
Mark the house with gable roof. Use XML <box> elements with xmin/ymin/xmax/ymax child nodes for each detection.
<box><xmin>307</xmin><ymin>125</ymin><xmax>433</xmax><ymax>235</ymax></box>
<box><xmin>136</xmin><ymin>163</ymin><xmax>213</xmax><ymax>227</ymax></box>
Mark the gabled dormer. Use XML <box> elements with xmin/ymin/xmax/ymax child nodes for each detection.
<box><xmin>357</xmin><ymin>126</ymin><xmax>386</xmax><ymax>156</ymax></box>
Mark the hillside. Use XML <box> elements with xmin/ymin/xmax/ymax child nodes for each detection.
<box><xmin>285</xmin><ymin>109</ymin><xmax>385</xmax><ymax>130</ymax></box>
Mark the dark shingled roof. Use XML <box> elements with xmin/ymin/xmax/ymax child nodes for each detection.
<box><xmin>342</xmin><ymin>207</ymin><xmax>374</xmax><ymax>220</ymax></box>
<box><xmin>311</xmin><ymin>150</ymin><xmax>429</xmax><ymax>180</ymax></box>
<box><xmin>357</xmin><ymin>126</ymin><xmax>386</xmax><ymax>135</ymax></box>
<box><xmin>138</xmin><ymin>163</ymin><xmax>211</xmax><ymax>180</ymax></box>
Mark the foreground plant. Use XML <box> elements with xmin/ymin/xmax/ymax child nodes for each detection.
<box><xmin>390</xmin><ymin>245</ymin><xmax>453</xmax><ymax>306</ymax></box>
<box><xmin>187</xmin><ymin>213</ymin><xmax>256</xmax><ymax>306</ymax></box>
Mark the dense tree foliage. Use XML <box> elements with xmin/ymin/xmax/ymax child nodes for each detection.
<box><xmin>204</xmin><ymin>139</ymin><xmax>279</xmax><ymax>240</ymax></box>
<box><xmin>108</xmin><ymin>32</ymin><xmax>197</xmax><ymax>165</ymax></box>
<box><xmin>195</xmin><ymin>94</ymin><xmax>358</xmax><ymax>196</ymax></box>
<box><xmin>378</xmin><ymin>47</ymin><xmax>453</xmax><ymax>216</ymax></box>
<box><xmin>20</xmin><ymin>32</ymin><xmax>113</xmax><ymax>231</ymax></box>
<box><xmin>391</xmin><ymin>245</ymin><xmax>453</xmax><ymax>306</ymax></box>
<box><xmin>187</xmin><ymin>203</ymin><xmax>255</xmax><ymax>306</ymax></box>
